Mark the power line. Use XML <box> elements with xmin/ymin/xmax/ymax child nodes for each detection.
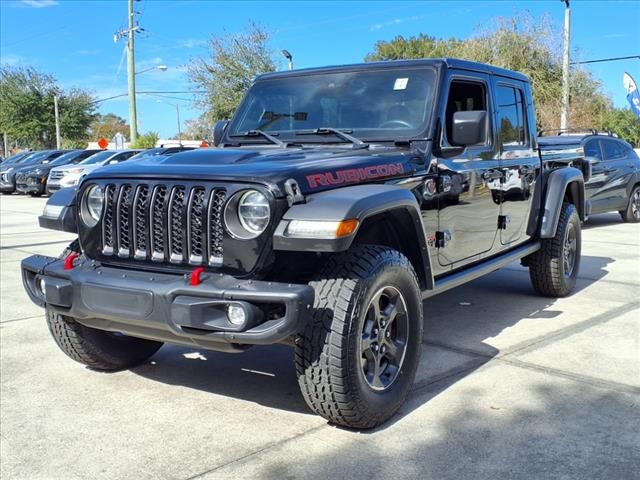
<box><xmin>91</xmin><ymin>91</ymin><xmax>206</xmax><ymax>104</ymax></box>
<box><xmin>571</xmin><ymin>55</ymin><xmax>640</xmax><ymax>65</ymax></box>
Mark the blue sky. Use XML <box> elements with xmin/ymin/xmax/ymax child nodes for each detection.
<box><xmin>1</xmin><ymin>0</ymin><xmax>639</xmax><ymax>138</ymax></box>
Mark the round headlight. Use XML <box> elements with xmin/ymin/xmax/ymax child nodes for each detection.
<box><xmin>224</xmin><ymin>189</ymin><xmax>271</xmax><ymax>240</ymax></box>
<box><xmin>238</xmin><ymin>190</ymin><xmax>270</xmax><ymax>236</ymax></box>
<box><xmin>80</xmin><ymin>185</ymin><xmax>104</xmax><ymax>227</ymax></box>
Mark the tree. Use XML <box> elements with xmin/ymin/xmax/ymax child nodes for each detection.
<box><xmin>0</xmin><ymin>65</ymin><xmax>96</xmax><ymax>148</ymax></box>
<box><xmin>181</xmin><ymin>114</ymin><xmax>212</xmax><ymax>141</ymax></box>
<box><xmin>599</xmin><ymin>108</ymin><xmax>640</xmax><ymax>147</ymax></box>
<box><xmin>130</xmin><ymin>131</ymin><xmax>159</xmax><ymax>149</ymax></box>
<box><xmin>188</xmin><ymin>22</ymin><xmax>276</xmax><ymax>122</ymax></box>
<box><xmin>364</xmin><ymin>12</ymin><xmax>611</xmax><ymax>133</ymax></box>
<box><xmin>89</xmin><ymin>113</ymin><xmax>130</xmax><ymax>141</ymax></box>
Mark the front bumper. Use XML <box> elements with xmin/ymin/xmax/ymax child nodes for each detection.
<box><xmin>21</xmin><ymin>255</ymin><xmax>314</xmax><ymax>353</ymax></box>
<box><xmin>0</xmin><ymin>179</ymin><xmax>15</xmax><ymax>192</ymax></box>
<box><xmin>16</xmin><ymin>177</ymin><xmax>45</xmax><ymax>194</ymax></box>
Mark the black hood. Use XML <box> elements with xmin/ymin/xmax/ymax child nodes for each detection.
<box><xmin>84</xmin><ymin>146</ymin><xmax>420</xmax><ymax>197</ymax></box>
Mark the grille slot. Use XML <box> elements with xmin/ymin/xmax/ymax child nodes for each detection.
<box><xmin>116</xmin><ymin>185</ymin><xmax>133</xmax><ymax>257</ymax></box>
<box><xmin>101</xmin><ymin>182</ymin><xmax>226</xmax><ymax>267</ymax></box>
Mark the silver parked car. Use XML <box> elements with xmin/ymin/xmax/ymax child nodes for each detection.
<box><xmin>46</xmin><ymin>149</ymin><xmax>140</xmax><ymax>194</ymax></box>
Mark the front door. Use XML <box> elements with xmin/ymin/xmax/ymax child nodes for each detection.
<box><xmin>429</xmin><ymin>75</ymin><xmax>500</xmax><ymax>273</ymax></box>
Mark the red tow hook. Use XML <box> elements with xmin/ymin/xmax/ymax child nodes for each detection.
<box><xmin>190</xmin><ymin>267</ymin><xmax>206</xmax><ymax>286</ymax></box>
<box><xmin>64</xmin><ymin>252</ymin><xmax>79</xmax><ymax>270</ymax></box>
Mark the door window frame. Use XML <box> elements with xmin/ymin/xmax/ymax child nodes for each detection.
<box><xmin>439</xmin><ymin>73</ymin><xmax>494</xmax><ymax>152</ymax></box>
<box><xmin>494</xmin><ymin>81</ymin><xmax>529</xmax><ymax>151</ymax></box>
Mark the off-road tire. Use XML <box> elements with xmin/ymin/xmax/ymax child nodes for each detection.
<box><xmin>45</xmin><ymin>240</ymin><xmax>163</xmax><ymax>371</ymax></box>
<box><xmin>528</xmin><ymin>202</ymin><xmax>581</xmax><ymax>297</ymax></box>
<box><xmin>619</xmin><ymin>186</ymin><xmax>640</xmax><ymax>223</ymax></box>
<box><xmin>295</xmin><ymin>245</ymin><xmax>423</xmax><ymax>429</ymax></box>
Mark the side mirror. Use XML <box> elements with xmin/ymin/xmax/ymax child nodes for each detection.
<box><xmin>451</xmin><ymin>110</ymin><xmax>487</xmax><ymax>147</ymax></box>
<box><xmin>213</xmin><ymin>120</ymin><xmax>229</xmax><ymax>147</ymax></box>
<box><xmin>108</xmin><ymin>159</ymin><xmax>119</xmax><ymax>165</ymax></box>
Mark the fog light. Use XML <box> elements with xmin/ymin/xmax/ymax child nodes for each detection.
<box><xmin>227</xmin><ymin>304</ymin><xmax>247</xmax><ymax>326</ymax></box>
<box><xmin>38</xmin><ymin>277</ymin><xmax>46</xmax><ymax>296</ymax></box>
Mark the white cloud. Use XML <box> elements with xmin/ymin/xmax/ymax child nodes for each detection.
<box><xmin>17</xmin><ymin>0</ymin><xmax>59</xmax><ymax>8</ymax></box>
<box><xmin>178</xmin><ymin>38</ymin><xmax>207</xmax><ymax>49</ymax></box>
<box><xmin>370</xmin><ymin>15</ymin><xmax>424</xmax><ymax>32</ymax></box>
<box><xmin>0</xmin><ymin>54</ymin><xmax>26</xmax><ymax>66</ymax></box>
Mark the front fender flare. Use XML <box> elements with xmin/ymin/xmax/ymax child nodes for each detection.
<box><xmin>273</xmin><ymin>184</ymin><xmax>433</xmax><ymax>288</ymax></box>
<box><xmin>38</xmin><ymin>187</ymin><xmax>78</xmax><ymax>234</ymax></box>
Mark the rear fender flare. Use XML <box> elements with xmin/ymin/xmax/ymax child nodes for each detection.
<box><xmin>538</xmin><ymin>167</ymin><xmax>584</xmax><ymax>238</ymax></box>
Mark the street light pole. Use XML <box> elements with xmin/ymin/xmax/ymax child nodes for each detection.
<box><xmin>560</xmin><ymin>0</ymin><xmax>571</xmax><ymax>130</ymax></box>
<box><xmin>281</xmin><ymin>49</ymin><xmax>293</xmax><ymax>71</ymax></box>
<box><xmin>127</xmin><ymin>0</ymin><xmax>138</xmax><ymax>144</ymax></box>
<box><xmin>53</xmin><ymin>94</ymin><xmax>62</xmax><ymax>149</ymax></box>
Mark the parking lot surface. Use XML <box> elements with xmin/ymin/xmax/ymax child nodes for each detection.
<box><xmin>1</xmin><ymin>195</ymin><xmax>638</xmax><ymax>480</ymax></box>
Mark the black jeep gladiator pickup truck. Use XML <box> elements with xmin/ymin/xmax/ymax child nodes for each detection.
<box><xmin>22</xmin><ymin>59</ymin><xmax>585</xmax><ymax>429</ymax></box>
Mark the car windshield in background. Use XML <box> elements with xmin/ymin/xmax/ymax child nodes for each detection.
<box><xmin>128</xmin><ymin>148</ymin><xmax>168</xmax><ymax>161</ymax></box>
<box><xmin>80</xmin><ymin>151</ymin><xmax>115</xmax><ymax>165</ymax></box>
<box><xmin>49</xmin><ymin>151</ymin><xmax>82</xmax><ymax>166</ymax></box>
<box><xmin>229</xmin><ymin>67</ymin><xmax>437</xmax><ymax>142</ymax></box>
<box><xmin>20</xmin><ymin>151</ymin><xmax>52</xmax><ymax>165</ymax></box>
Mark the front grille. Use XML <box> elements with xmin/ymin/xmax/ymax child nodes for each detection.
<box><xmin>101</xmin><ymin>183</ymin><xmax>227</xmax><ymax>267</ymax></box>
<box><xmin>49</xmin><ymin>171</ymin><xmax>64</xmax><ymax>180</ymax></box>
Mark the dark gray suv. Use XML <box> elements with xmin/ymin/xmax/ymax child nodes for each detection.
<box><xmin>539</xmin><ymin>131</ymin><xmax>640</xmax><ymax>222</ymax></box>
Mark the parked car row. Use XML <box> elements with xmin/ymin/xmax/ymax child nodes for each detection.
<box><xmin>0</xmin><ymin>146</ymin><xmax>195</xmax><ymax>197</ymax></box>
<box><xmin>537</xmin><ymin>130</ymin><xmax>640</xmax><ymax>223</ymax></box>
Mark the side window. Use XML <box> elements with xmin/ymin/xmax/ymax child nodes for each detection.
<box><xmin>496</xmin><ymin>85</ymin><xmax>527</xmax><ymax>147</ymax></box>
<box><xmin>584</xmin><ymin>140</ymin><xmax>602</xmax><ymax>160</ymax></box>
<box><xmin>444</xmin><ymin>80</ymin><xmax>488</xmax><ymax>145</ymax></box>
<box><xmin>602</xmin><ymin>140</ymin><xmax>625</xmax><ymax>160</ymax></box>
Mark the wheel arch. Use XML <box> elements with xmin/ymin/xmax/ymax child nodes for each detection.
<box><xmin>273</xmin><ymin>184</ymin><xmax>434</xmax><ymax>290</ymax></box>
<box><xmin>537</xmin><ymin>167</ymin><xmax>585</xmax><ymax>239</ymax></box>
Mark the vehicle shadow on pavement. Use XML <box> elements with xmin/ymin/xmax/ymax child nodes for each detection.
<box><xmin>582</xmin><ymin>212</ymin><xmax>625</xmax><ymax>230</ymax></box>
<box><xmin>131</xmin><ymin>255</ymin><xmax>613</xmax><ymax>422</ymax></box>
<box><xmin>254</xmin><ymin>382</ymin><xmax>639</xmax><ymax>480</ymax></box>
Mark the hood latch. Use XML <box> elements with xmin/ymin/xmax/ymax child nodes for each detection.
<box><xmin>284</xmin><ymin>178</ymin><xmax>305</xmax><ymax>207</ymax></box>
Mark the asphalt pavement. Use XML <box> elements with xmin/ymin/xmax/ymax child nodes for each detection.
<box><xmin>1</xmin><ymin>194</ymin><xmax>638</xmax><ymax>480</ymax></box>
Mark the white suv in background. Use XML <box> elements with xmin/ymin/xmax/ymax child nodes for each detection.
<box><xmin>46</xmin><ymin>149</ymin><xmax>140</xmax><ymax>194</ymax></box>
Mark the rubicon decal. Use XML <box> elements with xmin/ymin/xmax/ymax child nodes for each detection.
<box><xmin>307</xmin><ymin>163</ymin><xmax>404</xmax><ymax>188</ymax></box>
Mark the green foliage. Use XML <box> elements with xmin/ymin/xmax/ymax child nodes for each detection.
<box><xmin>130</xmin><ymin>131</ymin><xmax>159</xmax><ymax>149</ymax></box>
<box><xmin>188</xmin><ymin>22</ymin><xmax>276</xmax><ymax>122</ymax></box>
<box><xmin>365</xmin><ymin>12</ymin><xmax>612</xmax><ymax>133</ymax></box>
<box><xmin>89</xmin><ymin>113</ymin><xmax>129</xmax><ymax>141</ymax></box>
<box><xmin>62</xmin><ymin>138</ymin><xmax>88</xmax><ymax>149</ymax></box>
<box><xmin>0</xmin><ymin>65</ymin><xmax>96</xmax><ymax>148</ymax></box>
<box><xmin>598</xmin><ymin>108</ymin><xmax>640</xmax><ymax>147</ymax></box>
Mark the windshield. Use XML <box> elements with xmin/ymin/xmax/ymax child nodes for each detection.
<box><xmin>20</xmin><ymin>151</ymin><xmax>52</xmax><ymax>165</ymax></box>
<box><xmin>2</xmin><ymin>152</ymin><xmax>30</xmax><ymax>165</ymax></box>
<box><xmin>229</xmin><ymin>67</ymin><xmax>436</xmax><ymax>143</ymax></box>
<box><xmin>80</xmin><ymin>151</ymin><xmax>115</xmax><ymax>165</ymax></box>
<box><xmin>128</xmin><ymin>148</ymin><xmax>167</xmax><ymax>161</ymax></box>
<box><xmin>49</xmin><ymin>151</ymin><xmax>82</xmax><ymax>166</ymax></box>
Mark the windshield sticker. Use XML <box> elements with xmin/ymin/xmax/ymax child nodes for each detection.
<box><xmin>393</xmin><ymin>78</ymin><xmax>409</xmax><ymax>90</ymax></box>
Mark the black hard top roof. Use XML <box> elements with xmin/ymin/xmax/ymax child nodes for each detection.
<box><xmin>257</xmin><ymin>58</ymin><xmax>530</xmax><ymax>83</ymax></box>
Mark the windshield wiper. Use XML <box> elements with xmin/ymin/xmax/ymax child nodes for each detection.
<box><xmin>229</xmin><ymin>130</ymin><xmax>287</xmax><ymax>147</ymax></box>
<box><xmin>295</xmin><ymin>128</ymin><xmax>369</xmax><ymax>150</ymax></box>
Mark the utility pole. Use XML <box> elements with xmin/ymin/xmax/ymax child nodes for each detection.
<box><xmin>3</xmin><ymin>133</ymin><xmax>8</xmax><ymax>158</ymax></box>
<box><xmin>115</xmin><ymin>0</ymin><xmax>143</xmax><ymax>144</ymax></box>
<box><xmin>53</xmin><ymin>94</ymin><xmax>62</xmax><ymax>149</ymax></box>
<box><xmin>175</xmin><ymin>104</ymin><xmax>181</xmax><ymax>145</ymax></box>
<box><xmin>127</xmin><ymin>0</ymin><xmax>138</xmax><ymax>144</ymax></box>
<box><xmin>560</xmin><ymin>0</ymin><xmax>571</xmax><ymax>130</ymax></box>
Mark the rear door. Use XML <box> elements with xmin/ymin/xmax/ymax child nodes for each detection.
<box><xmin>494</xmin><ymin>82</ymin><xmax>538</xmax><ymax>246</ymax></box>
<box><xmin>592</xmin><ymin>139</ymin><xmax>628</xmax><ymax>211</ymax></box>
